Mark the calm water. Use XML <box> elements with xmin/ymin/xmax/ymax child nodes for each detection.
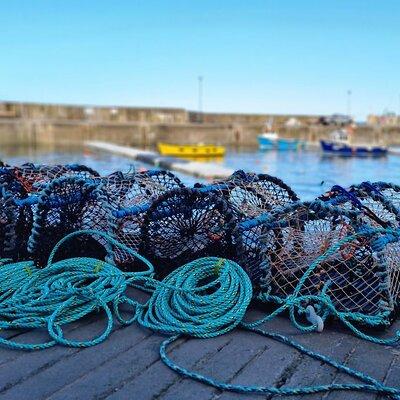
<box><xmin>2</xmin><ymin>145</ymin><xmax>400</xmax><ymax>200</ymax></box>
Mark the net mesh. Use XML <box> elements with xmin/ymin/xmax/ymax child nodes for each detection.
<box><xmin>0</xmin><ymin>171</ymin><xmax>31</xmax><ymax>259</ymax></box>
<box><xmin>100</xmin><ymin>171</ymin><xmax>150</xmax><ymax>210</ymax></box>
<box><xmin>319</xmin><ymin>184</ymin><xmax>400</xmax><ymax>228</ymax></box>
<box><xmin>381</xmin><ymin>240</ymin><xmax>400</xmax><ymax>314</ymax></box>
<box><xmin>136</xmin><ymin>169</ymin><xmax>185</xmax><ymax>195</ymax></box>
<box><xmin>12</xmin><ymin>163</ymin><xmax>99</xmax><ymax>193</ymax></box>
<box><xmin>103</xmin><ymin>170</ymin><xmax>185</xmax><ymax>270</ymax></box>
<box><xmin>194</xmin><ymin>170</ymin><xmax>299</xmax><ymax>220</ymax></box>
<box><xmin>194</xmin><ymin>182</ymin><xmax>270</xmax><ymax>220</ymax></box>
<box><xmin>235</xmin><ymin>201</ymin><xmax>400</xmax><ymax>324</ymax></box>
<box><xmin>27</xmin><ymin>176</ymin><xmax>114</xmax><ymax>264</ymax></box>
<box><xmin>228</xmin><ymin>170</ymin><xmax>299</xmax><ymax>208</ymax></box>
<box><xmin>372</xmin><ymin>182</ymin><xmax>400</xmax><ymax>214</ymax></box>
<box><xmin>101</xmin><ymin>169</ymin><xmax>184</xmax><ymax>209</ymax></box>
<box><xmin>141</xmin><ymin>188</ymin><xmax>236</xmax><ymax>278</ymax></box>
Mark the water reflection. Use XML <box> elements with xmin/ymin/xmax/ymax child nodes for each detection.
<box><xmin>1</xmin><ymin>144</ymin><xmax>399</xmax><ymax>200</ymax></box>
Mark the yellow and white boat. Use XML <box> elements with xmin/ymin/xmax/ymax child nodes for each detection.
<box><xmin>157</xmin><ymin>142</ymin><xmax>226</xmax><ymax>157</ymax></box>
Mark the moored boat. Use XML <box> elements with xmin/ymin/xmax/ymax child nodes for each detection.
<box><xmin>157</xmin><ymin>142</ymin><xmax>226</xmax><ymax>157</ymax></box>
<box><xmin>257</xmin><ymin>132</ymin><xmax>305</xmax><ymax>150</ymax></box>
<box><xmin>320</xmin><ymin>129</ymin><xmax>387</xmax><ymax>157</ymax></box>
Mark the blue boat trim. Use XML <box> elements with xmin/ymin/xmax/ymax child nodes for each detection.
<box><xmin>258</xmin><ymin>135</ymin><xmax>305</xmax><ymax>151</ymax></box>
<box><xmin>320</xmin><ymin>140</ymin><xmax>387</xmax><ymax>156</ymax></box>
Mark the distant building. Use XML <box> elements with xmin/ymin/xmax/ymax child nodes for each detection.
<box><xmin>285</xmin><ymin>117</ymin><xmax>303</xmax><ymax>128</ymax></box>
<box><xmin>318</xmin><ymin>114</ymin><xmax>353</xmax><ymax>126</ymax></box>
<box><xmin>367</xmin><ymin>112</ymin><xmax>400</xmax><ymax>126</ymax></box>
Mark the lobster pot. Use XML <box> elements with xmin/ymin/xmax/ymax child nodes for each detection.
<box><xmin>234</xmin><ymin>201</ymin><xmax>360</xmax><ymax>292</ymax></box>
<box><xmin>27</xmin><ymin>176</ymin><xmax>115</xmax><ymax>264</ymax></box>
<box><xmin>233</xmin><ymin>216</ymin><xmax>272</xmax><ymax>290</ymax></box>
<box><xmin>0</xmin><ymin>172</ymin><xmax>32</xmax><ymax>260</ymax></box>
<box><xmin>11</xmin><ymin>163</ymin><xmax>99</xmax><ymax>193</ymax></box>
<box><xmin>101</xmin><ymin>169</ymin><xmax>185</xmax><ymax>210</ymax></box>
<box><xmin>297</xmin><ymin>229</ymin><xmax>400</xmax><ymax>325</ymax></box>
<box><xmin>195</xmin><ymin>182</ymin><xmax>271</xmax><ymax>220</ymax></box>
<box><xmin>320</xmin><ymin>183</ymin><xmax>400</xmax><ymax>228</ymax></box>
<box><xmin>112</xmin><ymin>204</ymin><xmax>150</xmax><ymax>271</ymax></box>
<box><xmin>372</xmin><ymin>182</ymin><xmax>400</xmax><ymax>214</ymax></box>
<box><xmin>101</xmin><ymin>171</ymin><xmax>152</xmax><ymax>210</ymax></box>
<box><xmin>378</xmin><ymin>236</ymin><xmax>400</xmax><ymax>314</ymax></box>
<box><xmin>237</xmin><ymin>201</ymin><xmax>400</xmax><ymax>325</ymax></box>
<box><xmin>141</xmin><ymin>188</ymin><xmax>236</xmax><ymax>278</ymax></box>
<box><xmin>261</xmin><ymin>202</ymin><xmax>371</xmax><ymax>315</ymax></box>
<box><xmin>135</xmin><ymin>170</ymin><xmax>185</xmax><ymax>197</ymax></box>
<box><xmin>227</xmin><ymin>170</ymin><xmax>299</xmax><ymax>209</ymax></box>
<box><xmin>100</xmin><ymin>170</ymin><xmax>185</xmax><ymax>270</ymax></box>
<box><xmin>193</xmin><ymin>170</ymin><xmax>299</xmax><ymax>221</ymax></box>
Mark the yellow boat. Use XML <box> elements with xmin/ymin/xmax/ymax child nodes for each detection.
<box><xmin>157</xmin><ymin>142</ymin><xmax>226</xmax><ymax>157</ymax></box>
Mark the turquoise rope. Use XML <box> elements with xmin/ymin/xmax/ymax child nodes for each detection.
<box><xmin>137</xmin><ymin>257</ymin><xmax>252</xmax><ymax>338</ymax></box>
<box><xmin>159</xmin><ymin>328</ymin><xmax>400</xmax><ymax>398</ymax></box>
<box><xmin>0</xmin><ymin>229</ymin><xmax>399</xmax><ymax>398</ymax></box>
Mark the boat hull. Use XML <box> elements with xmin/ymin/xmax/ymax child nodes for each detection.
<box><xmin>157</xmin><ymin>143</ymin><xmax>225</xmax><ymax>157</ymax></box>
<box><xmin>258</xmin><ymin>136</ymin><xmax>304</xmax><ymax>150</ymax></box>
<box><xmin>320</xmin><ymin>140</ymin><xmax>387</xmax><ymax>157</ymax></box>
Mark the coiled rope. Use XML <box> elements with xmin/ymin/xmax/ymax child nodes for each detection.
<box><xmin>0</xmin><ymin>229</ymin><xmax>399</xmax><ymax>398</ymax></box>
<box><xmin>137</xmin><ymin>257</ymin><xmax>252</xmax><ymax>337</ymax></box>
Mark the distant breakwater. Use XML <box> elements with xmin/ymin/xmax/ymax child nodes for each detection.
<box><xmin>0</xmin><ymin>101</ymin><xmax>399</xmax><ymax>147</ymax></box>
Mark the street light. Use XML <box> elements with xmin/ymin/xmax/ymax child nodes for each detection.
<box><xmin>347</xmin><ymin>90</ymin><xmax>352</xmax><ymax>117</ymax></box>
<box><xmin>198</xmin><ymin>76</ymin><xmax>203</xmax><ymax>123</ymax></box>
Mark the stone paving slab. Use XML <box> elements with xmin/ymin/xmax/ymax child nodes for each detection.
<box><xmin>0</xmin><ymin>311</ymin><xmax>398</xmax><ymax>400</ymax></box>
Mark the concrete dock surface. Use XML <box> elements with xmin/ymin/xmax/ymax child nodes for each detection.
<box><xmin>0</xmin><ymin>298</ymin><xmax>398</xmax><ymax>400</ymax></box>
<box><xmin>86</xmin><ymin>141</ymin><xmax>234</xmax><ymax>179</ymax></box>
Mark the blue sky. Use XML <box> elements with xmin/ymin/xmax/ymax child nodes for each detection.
<box><xmin>0</xmin><ymin>1</ymin><xmax>399</xmax><ymax>120</ymax></box>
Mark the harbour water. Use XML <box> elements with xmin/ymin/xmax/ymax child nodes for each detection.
<box><xmin>2</xmin><ymin>144</ymin><xmax>399</xmax><ymax>199</ymax></box>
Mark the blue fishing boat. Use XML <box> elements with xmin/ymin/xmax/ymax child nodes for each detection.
<box><xmin>320</xmin><ymin>129</ymin><xmax>387</xmax><ymax>157</ymax></box>
<box><xmin>258</xmin><ymin>132</ymin><xmax>305</xmax><ymax>150</ymax></box>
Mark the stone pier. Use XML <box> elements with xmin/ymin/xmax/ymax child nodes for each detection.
<box><xmin>1</xmin><ymin>101</ymin><xmax>399</xmax><ymax>148</ymax></box>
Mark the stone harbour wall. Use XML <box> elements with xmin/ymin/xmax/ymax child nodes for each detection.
<box><xmin>1</xmin><ymin>101</ymin><xmax>399</xmax><ymax>147</ymax></box>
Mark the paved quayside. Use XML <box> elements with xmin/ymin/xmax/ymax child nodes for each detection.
<box><xmin>85</xmin><ymin>141</ymin><xmax>234</xmax><ymax>179</ymax></box>
<box><xmin>0</xmin><ymin>293</ymin><xmax>398</xmax><ymax>400</ymax></box>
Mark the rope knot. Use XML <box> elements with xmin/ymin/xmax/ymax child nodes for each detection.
<box><xmin>214</xmin><ymin>259</ymin><xmax>225</xmax><ymax>276</ymax></box>
<box><xmin>93</xmin><ymin>261</ymin><xmax>104</xmax><ymax>274</ymax></box>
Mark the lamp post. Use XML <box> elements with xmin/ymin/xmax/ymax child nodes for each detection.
<box><xmin>198</xmin><ymin>76</ymin><xmax>203</xmax><ymax>123</ymax></box>
<box><xmin>347</xmin><ymin>90</ymin><xmax>352</xmax><ymax>117</ymax></box>
<box><xmin>398</xmin><ymin>94</ymin><xmax>400</xmax><ymax>124</ymax></box>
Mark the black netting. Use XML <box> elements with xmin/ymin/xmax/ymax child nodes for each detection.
<box><xmin>27</xmin><ymin>176</ymin><xmax>114</xmax><ymax>264</ymax></box>
<box><xmin>194</xmin><ymin>171</ymin><xmax>298</xmax><ymax>221</ymax></box>
<box><xmin>228</xmin><ymin>170</ymin><xmax>299</xmax><ymax>207</ymax></box>
<box><xmin>235</xmin><ymin>200</ymin><xmax>399</xmax><ymax>324</ymax></box>
<box><xmin>319</xmin><ymin>184</ymin><xmax>400</xmax><ymax>228</ymax></box>
<box><xmin>13</xmin><ymin>163</ymin><xmax>99</xmax><ymax>193</ymax></box>
<box><xmin>136</xmin><ymin>169</ymin><xmax>185</xmax><ymax>194</ymax></box>
<box><xmin>101</xmin><ymin>169</ymin><xmax>184</xmax><ymax>210</ymax></box>
<box><xmin>372</xmin><ymin>182</ymin><xmax>400</xmax><ymax>215</ymax></box>
<box><xmin>0</xmin><ymin>170</ymin><xmax>31</xmax><ymax>259</ymax></box>
<box><xmin>101</xmin><ymin>170</ymin><xmax>185</xmax><ymax>270</ymax></box>
<box><xmin>141</xmin><ymin>188</ymin><xmax>236</xmax><ymax>278</ymax></box>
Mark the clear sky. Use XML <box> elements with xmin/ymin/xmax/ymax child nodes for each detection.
<box><xmin>1</xmin><ymin>1</ymin><xmax>399</xmax><ymax>120</ymax></box>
